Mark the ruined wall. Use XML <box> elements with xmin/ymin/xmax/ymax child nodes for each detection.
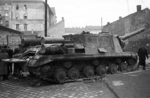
<box><xmin>102</xmin><ymin>8</ymin><xmax>150</xmax><ymax>53</ymax></box>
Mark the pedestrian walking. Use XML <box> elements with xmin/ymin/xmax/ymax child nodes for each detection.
<box><xmin>137</xmin><ymin>47</ymin><xmax>149</xmax><ymax>70</ymax></box>
<box><xmin>0</xmin><ymin>48</ymin><xmax>9</xmax><ymax>80</ymax></box>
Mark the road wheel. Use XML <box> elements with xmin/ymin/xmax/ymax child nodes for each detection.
<box><xmin>68</xmin><ymin>67</ymin><xmax>80</xmax><ymax>80</ymax></box>
<box><xmin>119</xmin><ymin>62</ymin><xmax>127</xmax><ymax>71</ymax></box>
<box><xmin>127</xmin><ymin>58</ymin><xmax>138</xmax><ymax>70</ymax></box>
<box><xmin>108</xmin><ymin>63</ymin><xmax>118</xmax><ymax>74</ymax></box>
<box><xmin>96</xmin><ymin>65</ymin><xmax>106</xmax><ymax>76</ymax></box>
<box><xmin>83</xmin><ymin>66</ymin><xmax>94</xmax><ymax>78</ymax></box>
<box><xmin>54</xmin><ymin>68</ymin><xmax>66</xmax><ymax>83</ymax></box>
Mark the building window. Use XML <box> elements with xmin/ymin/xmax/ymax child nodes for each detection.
<box><xmin>16</xmin><ymin>24</ymin><xmax>19</xmax><ymax>30</ymax></box>
<box><xmin>5</xmin><ymin>21</ymin><xmax>9</xmax><ymax>27</ymax></box>
<box><xmin>24</xmin><ymin>15</ymin><xmax>27</xmax><ymax>19</ymax></box>
<box><xmin>24</xmin><ymin>24</ymin><xmax>27</xmax><ymax>31</ymax></box>
<box><xmin>16</xmin><ymin>5</ymin><xmax>19</xmax><ymax>10</ymax></box>
<box><xmin>24</xmin><ymin>5</ymin><xmax>27</xmax><ymax>10</ymax></box>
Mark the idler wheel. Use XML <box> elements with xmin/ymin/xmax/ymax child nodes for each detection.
<box><xmin>119</xmin><ymin>62</ymin><xmax>127</xmax><ymax>71</ymax></box>
<box><xmin>108</xmin><ymin>63</ymin><xmax>118</xmax><ymax>74</ymax></box>
<box><xmin>54</xmin><ymin>68</ymin><xmax>66</xmax><ymax>83</ymax></box>
<box><xmin>83</xmin><ymin>66</ymin><xmax>94</xmax><ymax>78</ymax></box>
<box><xmin>68</xmin><ymin>67</ymin><xmax>80</xmax><ymax>80</ymax></box>
<box><xmin>96</xmin><ymin>65</ymin><xmax>106</xmax><ymax>76</ymax></box>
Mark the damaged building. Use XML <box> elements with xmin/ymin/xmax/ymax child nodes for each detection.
<box><xmin>102</xmin><ymin>5</ymin><xmax>150</xmax><ymax>53</ymax></box>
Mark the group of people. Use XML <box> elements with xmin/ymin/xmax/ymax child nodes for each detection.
<box><xmin>0</xmin><ymin>45</ymin><xmax>21</xmax><ymax>80</ymax></box>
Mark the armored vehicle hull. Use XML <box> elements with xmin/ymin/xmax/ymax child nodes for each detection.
<box><xmin>26</xmin><ymin>28</ymin><xmax>144</xmax><ymax>83</ymax></box>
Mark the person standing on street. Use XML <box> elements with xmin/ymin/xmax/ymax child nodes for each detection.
<box><xmin>0</xmin><ymin>48</ymin><xmax>9</xmax><ymax>80</ymax></box>
<box><xmin>137</xmin><ymin>47</ymin><xmax>149</xmax><ymax>70</ymax></box>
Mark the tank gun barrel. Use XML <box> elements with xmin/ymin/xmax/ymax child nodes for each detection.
<box><xmin>41</xmin><ymin>37</ymin><xmax>73</xmax><ymax>45</ymax></box>
<box><xmin>120</xmin><ymin>28</ymin><xmax>145</xmax><ymax>40</ymax></box>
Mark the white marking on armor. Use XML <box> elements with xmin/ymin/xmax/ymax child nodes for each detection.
<box><xmin>112</xmin><ymin>81</ymin><xmax>124</xmax><ymax>86</ymax></box>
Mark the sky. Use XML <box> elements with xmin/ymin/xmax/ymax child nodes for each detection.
<box><xmin>48</xmin><ymin>0</ymin><xmax>150</xmax><ymax>27</ymax></box>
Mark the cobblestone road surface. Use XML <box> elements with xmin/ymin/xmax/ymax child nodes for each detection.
<box><xmin>0</xmin><ymin>78</ymin><xmax>116</xmax><ymax>98</ymax></box>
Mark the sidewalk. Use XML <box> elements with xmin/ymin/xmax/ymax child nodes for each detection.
<box><xmin>105</xmin><ymin>63</ymin><xmax>150</xmax><ymax>98</ymax></box>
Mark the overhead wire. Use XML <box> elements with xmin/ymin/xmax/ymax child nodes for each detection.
<box><xmin>126</xmin><ymin>0</ymin><xmax>130</xmax><ymax>33</ymax></box>
<box><xmin>141</xmin><ymin>0</ymin><xmax>148</xmax><ymax>8</ymax></box>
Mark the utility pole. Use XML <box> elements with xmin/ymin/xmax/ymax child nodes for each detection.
<box><xmin>101</xmin><ymin>17</ymin><xmax>103</xmax><ymax>31</ymax></box>
<box><xmin>45</xmin><ymin>0</ymin><xmax>47</xmax><ymax>37</ymax></box>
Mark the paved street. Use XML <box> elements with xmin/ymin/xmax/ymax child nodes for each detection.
<box><xmin>0</xmin><ymin>78</ymin><xmax>116</xmax><ymax>98</ymax></box>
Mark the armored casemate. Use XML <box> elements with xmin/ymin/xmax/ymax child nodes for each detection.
<box><xmin>25</xmin><ymin>28</ymin><xmax>144</xmax><ymax>83</ymax></box>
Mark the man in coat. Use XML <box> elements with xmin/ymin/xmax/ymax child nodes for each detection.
<box><xmin>0</xmin><ymin>48</ymin><xmax>9</xmax><ymax>80</ymax></box>
<box><xmin>137</xmin><ymin>47</ymin><xmax>149</xmax><ymax>70</ymax></box>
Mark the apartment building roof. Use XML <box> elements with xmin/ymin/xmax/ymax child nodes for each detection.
<box><xmin>0</xmin><ymin>25</ymin><xmax>23</xmax><ymax>34</ymax></box>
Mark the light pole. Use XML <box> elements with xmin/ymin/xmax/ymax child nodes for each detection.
<box><xmin>45</xmin><ymin>0</ymin><xmax>47</xmax><ymax>37</ymax></box>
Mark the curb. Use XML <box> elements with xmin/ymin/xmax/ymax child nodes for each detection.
<box><xmin>104</xmin><ymin>80</ymin><xmax>120</xmax><ymax>98</ymax></box>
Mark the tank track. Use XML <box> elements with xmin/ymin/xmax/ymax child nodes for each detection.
<box><xmin>28</xmin><ymin>56</ymin><xmax>138</xmax><ymax>84</ymax></box>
